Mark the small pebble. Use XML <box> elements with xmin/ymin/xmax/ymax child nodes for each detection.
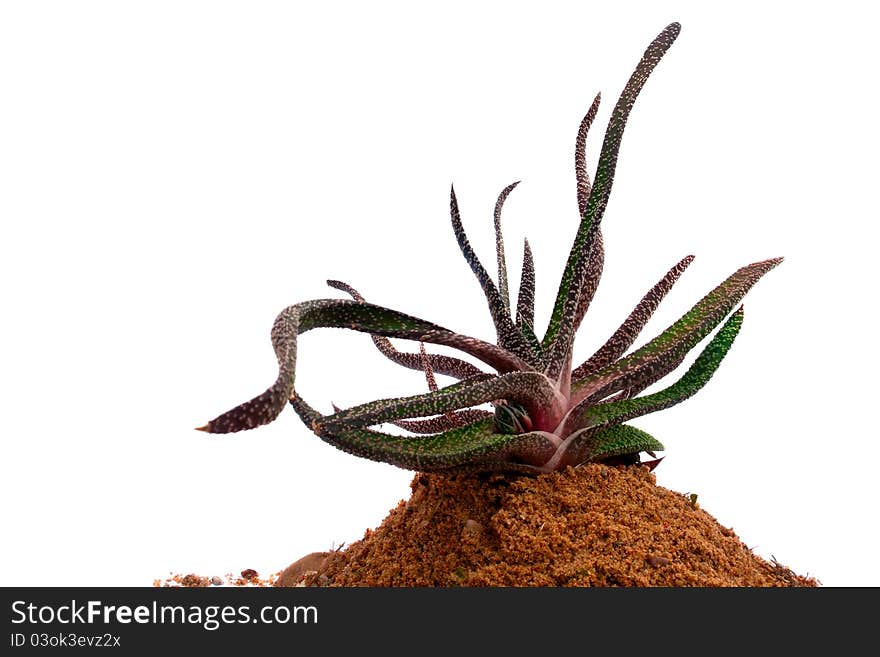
<box><xmin>462</xmin><ymin>519</ymin><xmax>484</xmax><ymax>540</ymax></box>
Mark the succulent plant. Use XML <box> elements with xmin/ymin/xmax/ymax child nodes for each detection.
<box><xmin>198</xmin><ymin>22</ymin><xmax>781</xmax><ymax>475</ymax></box>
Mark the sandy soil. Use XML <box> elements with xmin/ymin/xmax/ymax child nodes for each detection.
<box><xmin>271</xmin><ymin>463</ymin><xmax>818</xmax><ymax>587</ymax></box>
<box><xmin>157</xmin><ymin>463</ymin><xmax>816</xmax><ymax>587</ymax></box>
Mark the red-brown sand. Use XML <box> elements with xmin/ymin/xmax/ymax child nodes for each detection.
<box><xmin>271</xmin><ymin>464</ymin><xmax>817</xmax><ymax>587</ymax></box>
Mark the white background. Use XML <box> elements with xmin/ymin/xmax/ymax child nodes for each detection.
<box><xmin>1</xmin><ymin>1</ymin><xmax>877</xmax><ymax>587</ymax></box>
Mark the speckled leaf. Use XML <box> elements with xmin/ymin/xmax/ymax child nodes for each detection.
<box><xmin>494</xmin><ymin>181</ymin><xmax>521</xmax><ymax>315</ymax></box>
<box><xmin>411</xmin><ymin>341</ymin><xmax>475</xmax><ymax>429</ymax></box>
<box><xmin>572</xmin><ymin>257</ymin><xmax>781</xmax><ymax>405</ymax></box>
<box><xmin>391</xmin><ymin>409</ymin><xmax>494</xmax><ymax>434</ymax></box>
<box><xmin>516</xmin><ymin>237</ymin><xmax>535</xmax><ymax>330</ymax></box>
<box><xmin>543</xmin><ymin>23</ymin><xmax>681</xmax><ymax>361</ymax></box>
<box><xmin>318</xmin><ymin>371</ymin><xmax>563</xmax><ymax>434</ymax></box>
<box><xmin>563</xmin><ymin>307</ymin><xmax>743</xmax><ymax>435</ymax></box>
<box><xmin>613</xmin><ymin>352</ymin><xmax>687</xmax><ymax>402</ymax></box>
<box><xmin>290</xmin><ymin>397</ymin><xmax>556</xmax><ymax>473</ymax></box>
<box><xmin>566</xmin><ymin>423</ymin><xmax>665</xmax><ymax>467</ymax></box>
<box><xmin>568</xmin><ymin>93</ymin><xmax>606</xmax><ymax>336</ymax></box>
<box><xmin>419</xmin><ymin>341</ymin><xmax>439</xmax><ymax>392</ymax></box>
<box><xmin>199</xmin><ymin>299</ymin><xmax>529</xmax><ymax>434</ymax></box>
<box><xmin>514</xmin><ymin>238</ymin><xmax>542</xmax><ymax>357</ymax></box>
<box><xmin>327</xmin><ymin>280</ymin><xmax>485</xmax><ymax>380</ymax></box>
<box><xmin>197</xmin><ymin>303</ymin><xmax>300</xmax><ymax>434</ymax></box>
<box><xmin>575</xmin><ymin>93</ymin><xmax>602</xmax><ymax>215</ymax></box>
<box><xmin>542</xmin><ymin>227</ymin><xmax>604</xmax><ymax>380</ymax></box>
<box><xmin>450</xmin><ymin>186</ymin><xmax>535</xmax><ymax>362</ymax></box>
<box><xmin>418</xmin><ymin>330</ymin><xmax>532</xmax><ymax>374</ymax></box>
<box><xmin>572</xmin><ymin>255</ymin><xmax>694</xmax><ymax>380</ymax></box>
<box><xmin>519</xmin><ymin>318</ymin><xmax>541</xmax><ymax>357</ymax></box>
<box><xmin>542</xmin><ymin>211</ymin><xmax>593</xmax><ymax>377</ymax></box>
<box><xmin>571</xmin><ymin>230</ymin><xmax>604</xmax><ymax>337</ymax></box>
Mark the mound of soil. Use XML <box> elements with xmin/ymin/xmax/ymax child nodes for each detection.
<box><xmin>276</xmin><ymin>463</ymin><xmax>818</xmax><ymax>587</ymax></box>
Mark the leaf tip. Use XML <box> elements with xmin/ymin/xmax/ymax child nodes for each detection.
<box><xmin>449</xmin><ymin>184</ymin><xmax>460</xmax><ymax>212</ymax></box>
<box><xmin>763</xmin><ymin>256</ymin><xmax>785</xmax><ymax>271</ymax></box>
<box><xmin>665</xmin><ymin>21</ymin><xmax>682</xmax><ymax>38</ymax></box>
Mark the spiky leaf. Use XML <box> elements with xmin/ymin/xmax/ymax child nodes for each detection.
<box><xmin>571</xmin><ymin>257</ymin><xmax>780</xmax><ymax>405</ymax></box>
<box><xmin>563</xmin><ymin>306</ymin><xmax>743</xmax><ymax>435</ymax></box>
<box><xmin>450</xmin><ymin>186</ymin><xmax>536</xmax><ymax>362</ymax></box>
<box><xmin>569</xmin><ymin>93</ymin><xmax>606</xmax><ymax>336</ymax></box>
<box><xmin>494</xmin><ymin>181</ymin><xmax>521</xmax><ymax>315</ymax></box>
<box><xmin>516</xmin><ymin>238</ymin><xmax>535</xmax><ymax>330</ymax></box>
<box><xmin>199</xmin><ymin>299</ymin><xmax>529</xmax><ymax>434</ymax></box>
<box><xmin>291</xmin><ymin>397</ymin><xmax>557</xmax><ymax>473</ymax></box>
<box><xmin>328</xmin><ymin>280</ymin><xmax>485</xmax><ymax>380</ymax></box>
<box><xmin>571</xmin><ymin>230</ymin><xmax>604</xmax><ymax>337</ymax></box>
<box><xmin>575</xmin><ymin>93</ymin><xmax>602</xmax><ymax>214</ymax></box>
<box><xmin>572</xmin><ymin>255</ymin><xmax>694</xmax><ymax>380</ymax></box>
<box><xmin>543</xmin><ymin>23</ymin><xmax>681</xmax><ymax>373</ymax></box>
<box><xmin>318</xmin><ymin>371</ymin><xmax>563</xmax><ymax>434</ymax></box>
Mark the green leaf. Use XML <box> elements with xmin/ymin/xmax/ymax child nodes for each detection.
<box><xmin>542</xmin><ymin>23</ymin><xmax>681</xmax><ymax>368</ymax></box>
<box><xmin>327</xmin><ymin>280</ymin><xmax>486</xmax><ymax>380</ymax></box>
<box><xmin>563</xmin><ymin>306</ymin><xmax>744</xmax><ymax>435</ymax></box>
<box><xmin>567</xmin><ymin>424</ymin><xmax>665</xmax><ymax>466</ymax></box>
<box><xmin>198</xmin><ymin>299</ymin><xmax>530</xmax><ymax>434</ymax></box>
<box><xmin>519</xmin><ymin>317</ymin><xmax>542</xmax><ymax>356</ymax></box>
<box><xmin>543</xmin><ymin>214</ymin><xmax>596</xmax><ymax>381</ymax></box>
<box><xmin>319</xmin><ymin>371</ymin><xmax>563</xmax><ymax>434</ymax></box>
<box><xmin>572</xmin><ymin>255</ymin><xmax>694</xmax><ymax>380</ymax></box>
<box><xmin>572</xmin><ymin>258</ymin><xmax>781</xmax><ymax>405</ymax></box>
<box><xmin>291</xmin><ymin>397</ymin><xmax>557</xmax><ymax>473</ymax></box>
<box><xmin>571</xmin><ymin>229</ymin><xmax>604</xmax><ymax>338</ymax></box>
<box><xmin>567</xmin><ymin>93</ymin><xmax>606</xmax><ymax>338</ymax></box>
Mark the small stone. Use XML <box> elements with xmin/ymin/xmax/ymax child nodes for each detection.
<box><xmin>210</xmin><ymin>576</ymin><xmax>223</xmax><ymax>586</ymax></box>
<box><xmin>240</xmin><ymin>568</ymin><xmax>259</xmax><ymax>580</ymax></box>
<box><xmin>179</xmin><ymin>574</ymin><xmax>209</xmax><ymax>587</ymax></box>
<box><xmin>462</xmin><ymin>519</ymin><xmax>484</xmax><ymax>540</ymax></box>
<box><xmin>646</xmin><ymin>555</ymin><xmax>671</xmax><ymax>567</ymax></box>
<box><xmin>275</xmin><ymin>552</ymin><xmax>331</xmax><ymax>587</ymax></box>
